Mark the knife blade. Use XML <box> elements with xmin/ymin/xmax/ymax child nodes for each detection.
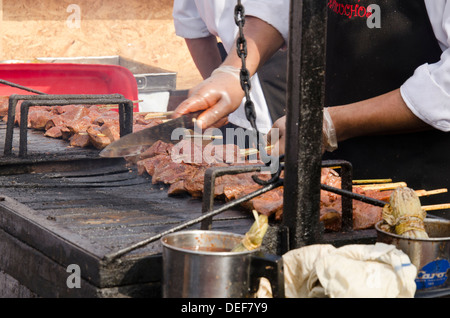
<box><xmin>99</xmin><ymin>111</ymin><xmax>202</xmax><ymax>158</ymax></box>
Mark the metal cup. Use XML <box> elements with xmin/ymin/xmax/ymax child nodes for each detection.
<box><xmin>161</xmin><ymin>230</ymin><xmax>283</xmax><ymax>298</ymax></box>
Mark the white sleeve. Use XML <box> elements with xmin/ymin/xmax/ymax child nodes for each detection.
<box><xmin>172</xmin><ymin>0</ymin><xmax>211</xmax><ymax>39</ymax></box>
<box><xmin>401</xmin><ymin>0</ymin><xmax>450</xmax><ymax>132</ymax></box>
<box><xmin>243</xmin><ymin>0</ymin><xmax>290</xmax><ymax>45</ymax></box>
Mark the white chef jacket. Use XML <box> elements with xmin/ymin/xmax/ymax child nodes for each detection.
<box><xmin>401</xmin><ymin>0</ymin><xmax>450</xmax><ymax>132</ymax></box>
<box><xmin>172</xmin><ymin>0</ymin><xmax>289</xmax><ymax>134</ymax></box>
<box><xmin>173</xmin><ymin>0</ymin><xmax>450</xmax><ymax>133</ymax></box>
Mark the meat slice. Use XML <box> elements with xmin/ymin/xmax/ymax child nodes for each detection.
<box><xmin>202</xmin><ymin>143</ymin><xmax>244</xmax><ymax>164</ymax></box>
<box><xmin>170</xmin><ymin>139</ymin><xmax>208</xmax><ymax>165</ymax></box>
<box><xmin>70</xmin><ymin>133</ymin><xmax>91</xmax><ymax>148</ymax></box>
<box><xmin>249</xmin><ymin>187</ymin><xmax>284</xmax><ymax>217</ymax></box>
<box><xmin>138</xmin><ymin>140</ymin><xmax>174</xmax><ymax>161</ymax></box>
<box><xmin>133</xmin><ymin>113</ymin><xmax>164</xmax><ymax>126</ymax></box>
<box><xmin>94</xmin><ymin>113</ymin><xmax>120</xmax><ymax>126</ymax></box>
<box><xmin>152</xmin><ymin>161</ymin><xmax>198</xmax><ymax>185</ymax></box>
<box><xmin>28</xmin><ymin>109</ymin><xmax>54</xmax><ymax>130</ymax></box>
<box><xmin>59</xmin><ymin>105</ymin><xmax>90</xmax><ymax>123</ymax></box>
<box><xmin>184</xmin><ymin>166</ymin><xmax>208</xmax><ymax>198</ymax></box>
<box><xmin>66</xmin><ymin>116</ymin><xmax>94</xmax><ymax>134</ymax></box>
<box><xmin>353</xmin><ymin>202</ymin><xmax>383</xmax><ymax>230</ymax></box>
<box><xmin>44</xmin><ymin>116</ymin><xmax>65</xmax><ymax>131</ymax></box>
<box><xmin>99</xmin><ymin>122</ymin><xmax>120</xmax><ymax>142</ymax></box>
<box><xmin>136</xmin><ymin>154</ymin><xmax>172</xmax><ymax>176</ymax></box>
<box><xmin>320</xmin><ymin>208</ymin><xmax>342</xmax><ymax>232</ymax></box>
<box><xmin>0</xmin><ymin>96</ymin><xmax>9</xmax><ymax>117</ymax></box>
<box><xmin>168</xmin><ymin>180</ymin><xmax>188</xmax><ymax>196</ymax></box>
<box><xmin>60</xmin><ymin>126</ymin><xmax>72</xmax><ymax>140</ymax></box>
<box><xmin>87</xmin><ymin>125</ymin><xmax>111</xmax><ymax>149</ymax></box>
<box><xmin>44</xmin><ymin>126</ymin><xmax>63</xmax><ymax>139</ymax></box>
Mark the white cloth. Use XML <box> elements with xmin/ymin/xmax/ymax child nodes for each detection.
<box><xmin>280</xmin><ymin>243</ymin><xmax>417</xmax><ymax>298</ymax></box>
<box><xmin>173</xmin><ymin>0</ymin><xmax>289</xmax><ymax>133</ymax></box>
<box><xmin>254</xmin><ymin>243</ymin><xmax>418</xmax><ymax>298</ymax></box>
<box><xmin>401</xmin><ymin>0</ymin><xmax>450</xmax><ymax>131</ymax></box>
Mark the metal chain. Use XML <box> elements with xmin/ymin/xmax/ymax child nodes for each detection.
<box><xmin>234</xmin><ymin>0</ymin><xmax>259</xmax><ymax>147</ymax></box>
<box><xmin>234</xmin><ymin>0</ymin><xmax>284</xmax><ymax>186</ymax></box>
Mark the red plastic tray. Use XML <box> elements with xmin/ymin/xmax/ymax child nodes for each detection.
<box><xmin>0</xmin><ymin>63</ymin><xmax>139</xmax><ymax>103</ymax></box>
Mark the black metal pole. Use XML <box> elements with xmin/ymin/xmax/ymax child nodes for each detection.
<box><xmin>282</xmin><ymin>0</ymin><xmax>328</xmax><ymax>251</ymax></box>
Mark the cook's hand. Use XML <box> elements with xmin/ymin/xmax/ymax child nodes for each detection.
<box><xmin>322</xmin><ymin>108</ymin><xmax>338</xmax><ymax>153</ymax></box>
<box><xmin>173</xmin><ymin>66</ymin><xmax>245</xmax><ymax>130</ymax></box>
<box><xmin>267</xmin><ymin>116</ymin><xmax>286</xmax><ymax>157</ymax></box>
<box><xmin>267</xmin><ymin>108</ymin><xmax>338</xmax><ymax>157</ymax></box>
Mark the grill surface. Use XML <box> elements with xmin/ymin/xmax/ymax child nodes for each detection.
<box><xmin>0</xmin><ymin>120</ymin><xmax>253</xmax><ymax>297</ymax></box>
<box><xmin>0</xmin><ymin>163</ymin><xmax>253</xmax><ymax>254</ymax></box>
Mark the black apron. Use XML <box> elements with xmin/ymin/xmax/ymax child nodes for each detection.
<box><xmin>323</xmin><ymin>0</ymin><xmax>450</xmax><ymax>207</ymax></box>
<box><xmin>257</xmin><ymin>50</ymin><xmax>288</xmax><ymax>123</ymax></box>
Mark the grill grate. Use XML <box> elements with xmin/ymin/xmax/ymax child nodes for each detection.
<box><xmin>0</xmin><ymin>163</ymin><xmax>252</xmax><ymax>255</ymax></box>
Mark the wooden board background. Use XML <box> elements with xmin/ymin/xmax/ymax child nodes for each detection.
<box><xmin>0</xmin><ymin>0</ymin><xmax>202</xmax><ymax>90</ymax></box>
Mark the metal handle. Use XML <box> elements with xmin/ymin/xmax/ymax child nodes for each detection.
<box><xmin>250</xmin><ymin>252</ymin><xmax>285</xmax><ymax>298</ymax></box>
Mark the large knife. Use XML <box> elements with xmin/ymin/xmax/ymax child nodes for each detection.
<box><xmin>99</xmin><ymin>111</ymin><xmax>202</xmax><ymax>158</ymax></box>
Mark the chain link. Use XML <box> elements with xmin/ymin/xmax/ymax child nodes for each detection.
<box><xmin>234</xmin><ymin>1</ymin><xmax>259</xmax><ymax>146</ymax></box>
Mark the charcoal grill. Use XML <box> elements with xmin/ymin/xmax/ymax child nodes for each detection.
<box><xmin>0</xmin><ymin>88</ymin><xmax>378</xmax><ymax>298</ymax></box>
<box><xmin>0</xmin><ymin>0</ymin><xmax>442</xmax><ymax>299</ymax></box>
<box><xmin>0</xmin><ymin>91</ymin><xmax>258</xmax><ymax>297</ymax></box>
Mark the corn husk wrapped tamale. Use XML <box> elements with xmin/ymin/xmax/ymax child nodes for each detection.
<box><xmin>232</xmin><ymin>210</ymin><xmax>269</xmax><ymax>252</ymax></box>
<box><xmin>382</xmin><ymin>187</ymin><xmax>429</xmax><ymax>239</ymax></box>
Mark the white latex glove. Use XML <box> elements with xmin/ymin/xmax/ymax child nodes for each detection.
<box><xmin>322</xmin><ymin>107</ymin><xmax>338</xmax><ymax>152</ymax></box>
<box><xmin>173</xmin><ymin>65</ymin><xmax>245</xmax><ymax>129</ymax></box>
<box><xmin>267</xmin><ymin>108</ymin><xmax>338</xmax><ymax>156</ymax></box>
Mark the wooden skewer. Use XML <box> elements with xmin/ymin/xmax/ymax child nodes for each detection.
<box><xmin>325</xmin><ymin>166</ymin><xmax>341</xmax><ymax>170</ymax></box>
<box><xmin>356</xmin><ymin>182</ymin><xmax>407</xmax><ymax>191</ymax></box>
<box><xmin>375</xmin><ymin>188</ymin><xmax>448</xmax><ymax>203</ymax></box>
<box><xmin>97</xmin><ymin>103</ymin><xmax>141</xmax><ymax>110</ymax></box>
<box><xmin>423</xmin><ymin>203</ymin><xmax>450</xmax><ymax>211</ymax></box>
<box><xmin>183</xmin><ymin>135</ymin><xmax>223</xmax><ymax>140</ymax></box>
<box><xmin>353</xmin><ymin>179</ymin><xmax>393</xmax><ymax>184</ymax></box>
<box><xmin>97</xmin><ymin>105</ymin><xmax>117</xmax><ymax>109</ymax></box>
<box><xmin>144</xmin><ymin>111</ymin><xmax>174</xmax><ymax>119</ymax></box>
<box><xmin>240</xmin><ymin>148</ymin><xmax>258</xmax><ymax>156</ymax></box>
<box><xmin>415</xmin><ymin>188</ymin><xmax>448</xmax><ymax>197</ymax></box>
<box><xmin>240</xmin><ymin>145</ymin><xmax>275</xmax><ymax>157</ymax></box>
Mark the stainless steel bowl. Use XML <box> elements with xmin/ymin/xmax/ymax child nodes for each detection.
<box><xmin>376</xmin><ymin>218</ymin><xmax>450</xmax><ymax>290</ymax></box>
<box><xmin>161</xmin><ymin>230</ymin><xmax>258</xmax><ymax>298</ymax></box>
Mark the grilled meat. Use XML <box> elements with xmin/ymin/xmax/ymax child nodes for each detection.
<box><xmin>3</xmin><ymin>103</ymin><xmax>391</xmax><ymax>231</ymax></box>
<box><xmin>133</xmin><ymin>140</ymin><xmax>390</xmax><ymax>231</ymax></box>
<box><xmin>4</xmin><ymin>104</ymin><xmax>160</xmax><ymax>151</ymax></box>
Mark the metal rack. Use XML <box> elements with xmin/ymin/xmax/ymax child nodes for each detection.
<box><xmin>4</xmin><ymin>94</ymin><xmax>134</xmax><ymax>158</ymax></box>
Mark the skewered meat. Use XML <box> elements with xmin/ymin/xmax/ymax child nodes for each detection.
<box><xmin>133</xmin><ymin>139</ymin><xmax>390</xmax><ymax>231</ymax></box>
<box><xmin>3</xmin><ymin>103</ymin><xmax>162</xmax><ymax>152</ymax></box>
<box><xmin>87</xmin><ymin>126</ymin><xmax>111</xmax><ymax>149</ymax></box>
<box><xmin>2</xmin><ymin>102</ymin><xmax>394</xmax><ymax>231</ymax></box>
<box><xmin>98</xmin><ymin>122</ymin><xmax>121</xmax><ymax>142</ymax></box>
